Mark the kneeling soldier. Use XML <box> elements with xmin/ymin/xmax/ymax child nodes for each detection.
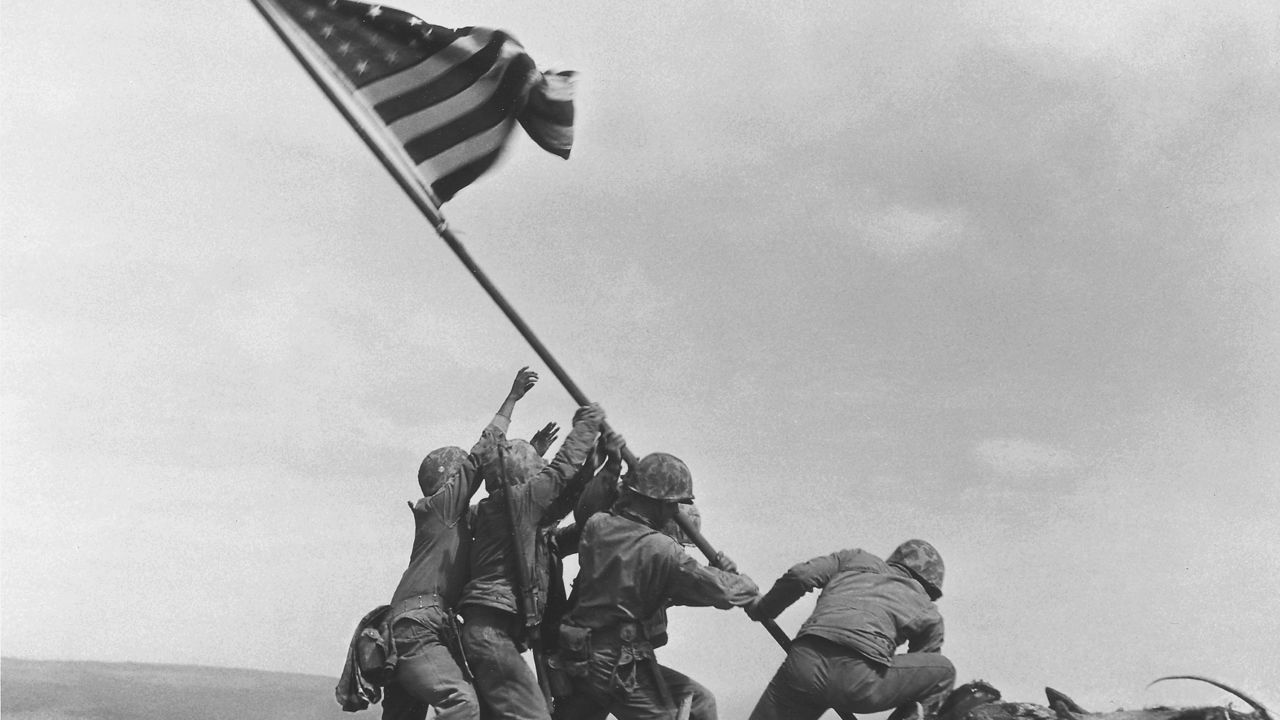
<box><xmin>554</xmin><ymin>453</ymin><xmax>759</xmax><ymax>720</ymax></box>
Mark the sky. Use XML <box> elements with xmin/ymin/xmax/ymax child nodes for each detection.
<box><xmin>2</xmin><ymin>1</ymin><xmax>1279</xmax><ymax>717</ymax></box>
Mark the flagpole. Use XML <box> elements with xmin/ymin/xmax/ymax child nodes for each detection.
<box><xmin>249</xmin><ymin>0</ymin><xmax>636</xmax><ymax>463</ymax></box>
<box><xmin>249</xmin><ymin>0</ymin><xmax>446</xmax><ymax>228</ymax></box>
<box><xmin>251</xmin><ymin>1</ymin><xmax>832</xmax><ymax>677</ymax></box>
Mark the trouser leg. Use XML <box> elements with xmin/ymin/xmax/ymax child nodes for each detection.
<box><xmin>394</xmin><ymin>646</ymin><xmax>481</xmax><ymax>720</ymax></box>
<box><xmin>571</xmin><ymin>649</ymin><xmax>692</xmax><ymax>720</ymax></box>
<box><xmin>874</xmin><ymin>653</ymin><xmax>955</xmax><ymax>716</ymax></box>
<box><xmin>460</xmin><ymin>609</ymin><xmax>550</xmax><ymax>720</ymax></box>
<box><xmin>827</xmin><ymin>649</ymin><xmax>955</xmax><ymax>717</ymax></box>
<box><xmin>382</xmin><ymin>681</ymin><xmax>430</xmax><ymax>720</ymax></box>
<box><xmin>551</xmin><ymin>689</ymin><xmax>609</xmax><ymax>720</ymax></box>
<box><xmin>386</xmin><ymin>610</ymin><xmax>479</xmax><ymax>720</ymax></box>
<box><xmin>747</xmin><ymin>641</ymin><xmax>830</xmax><ymax>720</ymax></box>
<box><xmin>656</xmin><ymin>665</ymin><xmax>716</xmax><ymax>720</ymax></box>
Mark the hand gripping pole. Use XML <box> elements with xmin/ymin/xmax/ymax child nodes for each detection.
<box><xmin>671</xmin><ymin>512</ymin><xmax>860</xmax><ymax>720</ymax></box>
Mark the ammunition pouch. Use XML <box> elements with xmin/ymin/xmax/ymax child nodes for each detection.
<box><xmin>545</xmin><ymin>655</ymin><xmax>576</xmax><ymax>699</ymax></box>
<box><xmin>556</xmin><ymin>623</ymin><xmax>593</xmax><ymax>679</ymax></box>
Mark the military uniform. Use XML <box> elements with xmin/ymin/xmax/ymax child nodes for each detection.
<box><xmin>554</xmin><ymin>510</ymin><xmax>759</xmax><ymax>720</ymax></box>
<box><xmin>381</xmin><ymin>417</ymin><xmax>508</xmax><ymax>720</ymax></box>
<box><xmin>457</xmin><ymin>413</ymin><xmax>602</xmax><ymax>720</ymax></box>
<box><xmin>747</xmin><ymin>547</ymin><xmax>955</xmax><ymax>720</ymax></box>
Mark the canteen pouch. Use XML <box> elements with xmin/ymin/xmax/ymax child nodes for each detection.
<box><xmin>558</xmin><ymin>624</ymin><xmax>592</xmax><ymax>678</ymax></box>
<box><xmin>356</xmin><ymin>625</ymin><xmax>395</xmax><ymax>686</ymax></box>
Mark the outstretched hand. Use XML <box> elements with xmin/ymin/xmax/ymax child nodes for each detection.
<box><xmin>509</xmin><ymin>366</ymin><xmax>538</xmax><ymax>400</ymax></box>
<box><xmin>530</xmin><ymin>422</ymin><xmax>560</xmax><ymax>456</ymax></box>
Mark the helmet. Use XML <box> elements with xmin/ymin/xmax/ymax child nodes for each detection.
<box><xmin>660</xmin><ymin>503</ymin><xmax>700</xmax><ymax>545</ymax></box>
<box><xmin>487</xmin><ymin>439</ymin><xmax>547</xmax><ymax>489</ymax></box>
<box><xmin>418</xmin><ymin>446</ymin><xmax>469</xmax><ymax>497</ymax></box>
<box><xmin>887</xmin><ymin>539</ymin><xmax>945</xmax><ymax>599</ymax></box>
<box><xmin>624</xmin><ymin>452</ymin><xmax>694</xmax><ymax>502</ymax></box>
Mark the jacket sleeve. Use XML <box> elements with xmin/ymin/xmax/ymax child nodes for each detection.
<box><xmin>666</xmin><ymin>544</ymin><xmax>760</xmax><ymax>610</ymax></box>
<box><xmin>529</xmin><ymin>417</ymin><xmax>599</xmax><ymax>523</ymax></box>
<box><xmin>906</xmin><ymin>609</ymin><xmax>945</xmax><ymax>653</ymax></box>
<box><xmin>554</xmin><ymin>521</ymin><xmax>581</xmax><ymax>557</ymax></box>
<box><xmin>468</xmin><ymin>414</ymin><xmax>512</xmax><ymax>490</ymax></box>
<box><xmin>753</xmin><ymin>550</ymin><xmax>844</xmax><ymax>620</ymax></box>
<box><xmin>571</xmin><ymin>459</ymin><xmax>621</xmax><ymax>528</ymax></box>
<box><xmin>429</xmin><ymin>416</ymin><xmax>507</xmax><ymax>524</ymax></box>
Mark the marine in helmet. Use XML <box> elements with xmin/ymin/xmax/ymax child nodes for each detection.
<box><xmin>380</xmin><ymin>367</ymin><xmax>544</xmax><ymax>720</ymax></box>
<box><xmin>744</xmin><ymin>539</ymin><xmax>956</xmax><ymax>720</ymax></box>
<box><xmin>457</xmin><ymin>399</ymin><xmax>609</xmax><ymax>720</ymax></box>
<box><xmin>552</xmin><ymin>453</ymin><xmax>760</xmax><ymax>720</ymax></box>
<box><xmin>554</xmin><ymin>441</ymin><xmax>702</xmax><ymax>555</ymax></box>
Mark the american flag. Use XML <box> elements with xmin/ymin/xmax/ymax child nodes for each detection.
<box><xmin>260</xmin><ymin>0</ymin><xmax>575</xmax><ymax>203</ymax></box>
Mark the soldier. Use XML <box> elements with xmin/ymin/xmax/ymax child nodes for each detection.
<box><xmin>380</xmin><ymin>367</ymin><xmax>543</xmax><ymax>720</ymax></box>
<box><xmin>745</xmin><ymin>540</ymin><xmax>956</xmax><ymax>720</ymax></box>
<box><xmin>457</xmin><ymin>401</ymin><xmax>609</xmax><ymax>720</ymax></box>
<box><xmin>553</xmin><ymin>452</ymin><xmax>759</xmax><ymax>720</ymax></box>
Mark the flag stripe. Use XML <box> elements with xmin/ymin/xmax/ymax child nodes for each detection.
<box><xmin>420</xmin><ymin>120</ymin><xmax>514</xmax><ymax>185</ymax></box>
<box><xmin>264</xmin><ymin>0</ymin><xmax>573</xmax><ymax>205</ymax></box>
<box><xmin>431</xmin><ymin>149</ymin><xmax>504</xmax><ymax>202</ymax></box>
<box><xmin>385</xmin><ymin>55</ymin><xmax>515</xmax><ymax>145</ymax></box>
<box><xmin>356</xmin><ymin>30</ymin><xmax>493</xmax><ymax>106</ymax></box>
<box><xmin>401</xmin><ymin>54</ymin><xmax>534</xmax><ymax>163</ymax></box>
<box><xmin>371</xmin><ymin>32</ymin><xmax>511</xmax><ymax>125</ymax></box>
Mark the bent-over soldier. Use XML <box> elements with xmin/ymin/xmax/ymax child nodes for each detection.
<box><xmin>745</xmin><ymin>540</ymin><xmax>956</xmax><ymax>720</ymax></box>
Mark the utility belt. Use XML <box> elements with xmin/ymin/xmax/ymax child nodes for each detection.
<box><xmin>556</xmin><ymin>621</ymin><xmax>655</xmax><ymax>670</ymax></box>
<box><xmin>375</xmin><ymin>593</ymin><xmax>472</xmax><ymax>682</ymax></box>
<box><xmin>388</xmin><ymin>592</ymin><xmax>444</xmax><ymax>620</ymax></box>
<box><xmin>553</xmin><ymin>621</ymin><xmax>669</xmax><ymax>705</ymax></box>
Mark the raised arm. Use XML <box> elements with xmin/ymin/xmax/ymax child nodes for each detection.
<box><xmin>566</xmin><ymin>429</ymin><xmax>625</xmax><ymax>526</ymax></box>
<box><xmin>471</xmin><ymin>367</ymin><xmax>540</xmax><ymax>473</ymax></box>
<box><xmin>529</xmin><ymin>404</ymin><xmax>606</xmax><ymax>522</ymax></box>
<box><xmin>496</xmin><ymin>366</ymin><xmax>538</xmax><ymax>422</ymax></box>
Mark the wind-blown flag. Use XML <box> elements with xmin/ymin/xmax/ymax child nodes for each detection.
<box><xmin>259</xmin><ymin>0</ymin><xmax>575</xmax><ymax>203</ymax></box>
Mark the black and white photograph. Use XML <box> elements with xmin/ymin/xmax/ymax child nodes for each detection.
<box><xmin>2</xmin><ymin>1</ymin><xmax>1277</xmax><ymax>719</ymax></box>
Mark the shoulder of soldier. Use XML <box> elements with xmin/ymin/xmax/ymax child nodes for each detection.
<box><xmin>587</xmin><ymin>512</ymin><xmax>674</xmax><ymax>546</ymax></box>
<box><xmin>832</xmin><ymin>548</ymin><xmax>890</xmax><ymax>572</ymax></box>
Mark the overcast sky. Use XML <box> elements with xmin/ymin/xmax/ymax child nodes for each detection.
<box><xmin>3</xmin><ymin>1</ymin><xmax>1278</xmax><ymax>717</ymax></box>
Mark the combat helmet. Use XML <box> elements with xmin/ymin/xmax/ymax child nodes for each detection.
<box><xmin>418</xmin><ymin>446</ymin><xmax>469</xmax><ymax>497</ymax></box>
<box><xmin>887</xmin><ymin>539</ymin><xmax>945</xmax><ymax>600</ymax></box>
<box><xmin>488</xmin><ymin>438</ymin><xmax>548</xmax><ymax>489</ymax></box>
<box><xmin>624</xmin><ymin>452</ymin><xmax>694</xmax><ymax>503</ymax></box>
